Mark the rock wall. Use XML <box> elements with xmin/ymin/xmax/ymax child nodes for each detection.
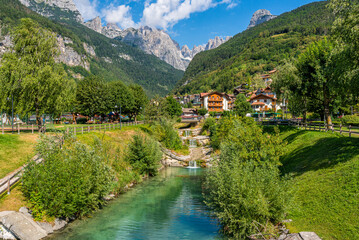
<box><xmin>56</xmin><ymin>36</ymin><xmax>90</xmax><ymax>70</ymax></box>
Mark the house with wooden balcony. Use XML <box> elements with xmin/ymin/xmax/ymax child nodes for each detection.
<box><xmin>200</xmin><ymin>92</ymin><xmax>235</xmax><ymax>112</ymax></box>
<box><xmin>249</xmin><ymin>86</ymin><xmax>286</xmax><ymax>112</ymax></box>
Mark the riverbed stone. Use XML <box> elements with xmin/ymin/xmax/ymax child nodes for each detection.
<box><xmin>0</xmin><ymin>223</ymin><xmax>16</xmax><ymax>239</ymax></box>
<box><xmin>52</xmin><ymin>218</ymin><xmax>67</xmax><ymax>231</ymax></box>
<box><xmin>299</xmin><ymin>232</ymin><xmax>322</xmax><ymax>240</ymax></box>
<box><xmin>0</xmin><ymin>211</ymin><xmax>48</xmax><ymax>240</ymax></box>
<box><xmin>284</xmin><ymin>233</ymin><xmax>303</xmax><ymax>240</ymax></box>
<box><xmin>37</xmin><ymin>221</ymin><xmax>53</xmax><ymax>234</ymax></box>
<box><xmin>19</xmin><ymin>207</ymin><xmax>33</xmax><ymax>218</ymax></box>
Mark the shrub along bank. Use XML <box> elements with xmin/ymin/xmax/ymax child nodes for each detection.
<box><xmin>204</xmin><ymin>118</ymin><xmax>359</xmax><ymax>239</ymax></box>
<box><xmin>21</xmin><ymin>126</ymin><xmax>163</xmax><ymax>221</ymax></box>
<box><xmin>204</xmin><ymin>117</ymin><xmax>288</xmax><ymax>238</ymax></box>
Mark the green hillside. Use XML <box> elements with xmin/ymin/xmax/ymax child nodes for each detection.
<box><xmin>278</xmin><ymin>129</ymin><xmax>359</xmax><ymax>239</ymax></box>
<box><xmin>0</xmin><ymin>0</ymin><xmax>183</xmax><ymax>97</ymax></box>
<box><xmin>174</xmin><ymin>1</ymin><xmax>333</xmax><ymax>95</ymax></box>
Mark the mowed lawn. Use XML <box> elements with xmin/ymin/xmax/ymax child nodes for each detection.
<box><xmin>0</xmin><ymin>134</ymin><xmax>38</xmax><ymax>178</ymax></box>
<box><xmin>278</xmin><ymin>129</ymin><xmax>359</xmax><ymax>240</ymax></box>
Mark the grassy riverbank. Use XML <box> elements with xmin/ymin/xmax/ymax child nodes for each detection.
<box><xmin>277</xmin><ymin>128</ymin><xmax>359</xmax><ymax>239</ymax></box>
<box><xmin>0</xmin><ymin>134</ymin><xmax>37</xmax><ymax>178</ymax></box>
<box><xmin>0</xmin><ymin>125</ymin><xmax>148</xmax><ymax>212</ymax></box>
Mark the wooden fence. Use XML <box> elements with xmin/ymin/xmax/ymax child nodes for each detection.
<box><xmin>1</xmin><ymin>121</ymin><xmax>143</xmax><ymax>135</ymax></box>
<box><xmin>258</xmin><ymin>120</ymin><xmax>359</xmax><ymax>137</ymax></box>
<box><xmin>0</xmin><ymin>155</ymin><xmax>43</xmax><ymax>196</ymax></box>
<box><xmin>0</xmin><ymin>121</ymin><xmax>144</xmax><ymax>195</ymax></box>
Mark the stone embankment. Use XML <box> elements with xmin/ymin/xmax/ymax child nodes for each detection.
<box><xmin>0</xmin><ymin>207</ymin><xmax>68</xmax><ymax>240</ymax></box>
<box><xmin>162</xmin><ymin>127</ymin><xmax>213</xmax><ymax>167</ymax></box>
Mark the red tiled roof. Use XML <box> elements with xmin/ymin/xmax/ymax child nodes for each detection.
<box><xmin>250</xmin><ymin>93</ymin><xmax>277</xmax><ymax>101</ymax></box>
<box><xmin>251</xmin><ymin>102</ymin><xmax>265</xmax><ymax>106</ymax></box>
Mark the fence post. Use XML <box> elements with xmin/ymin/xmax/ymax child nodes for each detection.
<box><xmin>17</xmin><ymin>123</ymin><xmax>20</xmax><ymax>135</ymax></box>
<box><xmin>74</xmin><ymin>127</ymin><xmax>76</xmax><ymax>136</ymax></box>
<box><xmin>349</xmin><ymin>125</ymin><xmax>352</xmax><ymax>137</ymax></box>
<box><xmin>82</xmin><ymin>126</ymin><xmax>84</xmax><ymax>134</ymax></box>
<box><xmin>31</xmin><ymin>124</ymin><xmax>34</xmax><ymax>134</ymax></box>
<box><xmin>7</xmin><ymin>178</ymin><xmax>10</xmax><ymax>195</ymax></box>
<box><xmin>340</xmin><ymin>124</ymin><xmax>342</xmax><ymax>135</ymax></box>
<box><xmin>332</xmin><ymin>124</ymin><xmax>334</xmax><ymax>134</ymax></box>
<box><xmin>88</xmin><ymin>126</ymin><xmax>90</xmax><ymax>133</ymax></box>
<box><xmin>1</xmin><ymin>113</ymin><xmax>4</xmax><ymax>134</ymax></box>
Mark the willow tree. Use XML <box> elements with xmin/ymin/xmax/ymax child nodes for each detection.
<box><xmin>0</xmin><ymin>18</ymin><xmax>75</xmax><ymax>131</ymax></box>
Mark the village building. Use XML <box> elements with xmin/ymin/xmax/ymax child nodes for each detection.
<box><xmin>200</xmin><ymin>92</ymin><xmax>236</xmax><ymax>112</ymax></box>
<box><xmin>181</xmin><ymin>108</ymin><xmax>199</xmax><ymax>121</ymax></box>
<box><xmin>261</xmin><ymin>69</ymin><xmax>276</xmax><ymax>86</ymax></box>
<box><xmin>233</xmin><ymin>83</ymin><xmax>249</xmax><ymax>96</ymax></box>
<box><xmin>248</xmin><ymin>86</ymin><xmax>286</xmax><ymax>112</ymax></box>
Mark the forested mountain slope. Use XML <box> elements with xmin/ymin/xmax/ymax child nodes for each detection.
<box><xmin>0</xmin><ymin>0</ymin><xmax>183</xmax><ymax>97</ymax></box>
<box><xmin>174</xmin><ymin>1</ymin><xmax>334</xmax><ymax>95</ymax></box>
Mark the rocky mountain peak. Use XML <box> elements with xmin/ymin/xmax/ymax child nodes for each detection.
<box><xmin>205</xmin><ymin>36</ymin><xmax>230</xmax><ymax>51</ymax></box>
<box><xmin>19</xmin><ymin>0</ymin><xmax>84</xmax><ymax>22</ymax></box>
<box><xmin>84</xmin><ymin>16</ymin><xmax>102</xmax><ymax>33</ymax></box>
<box><xmin>247</xmin><ymin>9</ymin><xmax>277</xmax><ymax>29</ymax></box>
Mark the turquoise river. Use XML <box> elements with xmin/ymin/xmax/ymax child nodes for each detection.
<box><xmin>49</xmin><ymin>167</ymin><xmax>223</xmax><ymax>240</ymax></box>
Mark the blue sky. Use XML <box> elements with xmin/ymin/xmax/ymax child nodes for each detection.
<box><xmin>74</xmin><ymin>0</ymin><xmax>321</xmax><ymax>49</ymax></box>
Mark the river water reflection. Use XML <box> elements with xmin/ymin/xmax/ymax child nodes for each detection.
<box><xmin>50</xmin><ymin>167</ymin><xmax>222</xmax><ymax>240</ymax></box>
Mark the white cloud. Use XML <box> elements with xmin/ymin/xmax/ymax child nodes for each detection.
<box><xmin>75</xmin><ymin>0</ymin><xmax>237</xmax><ymax>29</ymax></box>
<box><xmin>141</xmin><ymin>0</ymin><xmax>216</xmax><ymax>29</ymax></box>
<box><xmin>73</xmin><ymin>0</ymin><xmax>100</xmax><ymax>20</ymax></box>
<box><xmin>226</xmin><ymin>2</ymin><xmax>237</xmax><ymax>9</ymax></box>
<box><xmin>140</xmin><ymin>0</ymin><xmax>236</xmax><ymax>29</ymax></box>
<box><xmin>103</xmin><ymin>5</ymin><xmax>138</xmax><ymax>29</ymax></box>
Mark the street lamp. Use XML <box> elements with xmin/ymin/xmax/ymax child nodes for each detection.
<box><xmin>7</xmin><ymin>94</ymin><xmax>14</xmax><ymax>134</ymax></box>
<box><xmin>115</xmin><ymin>104</ymin><xmax>122</xmax><ymax>130</ymax></box>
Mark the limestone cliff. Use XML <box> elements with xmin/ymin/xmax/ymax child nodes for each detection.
<box><xmin>19</xmin><ymin>0</ymin><xmax>83</xmax><ymax>22</ymax></box>
<box><xmin>247</xmin><ymin>9</ymin><xmax>277</xmax><ymax>29</ymax></box>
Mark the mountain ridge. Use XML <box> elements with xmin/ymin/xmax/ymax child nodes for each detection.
<box><xmin>0</xmin><ymin>0</ymin><xmax>183</xmax><ymax>97</ymax></box>
<box><xmin>174</xmin><ymin>1</ymin><xmax>333</xmax><ymax>95</ymax></box>
<box><xmin>84</xmin><ymin>16</ymin><xmax>231</xmax><ymax>70</ymax></box>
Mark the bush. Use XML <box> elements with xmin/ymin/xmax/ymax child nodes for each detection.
<box><xmin>126</xmin><ymin>134</ymin><xmax>162</xmax><ymax>177</ymax></box>
<box><xmin>22</xmin><ymin>135</ymin><xmax>115</xmax><ymax>219</ymax></box>
<box><xmin>202</xmin><ymin>117</ymin><xmax>216</xmax><ymax>134</ymax></box>
<box><xmin>340</xmin><ymin>115</ymin><xmax>359</xmax><ymax>125</ymax></box>
<box><xmin>204</xmin><ymin>117</ymin><xmax>288</xmax><ymax>238</ymax></box>
<box><xmin>205</xmin><ymin>159</ymin><xmax>288</xmax><ymax>238</ymax></box>
<box><xmin>150</xmin><ymin>118</ymin><xmax>183</xmax><ymax>150</ymax></box>
<box><xmin>76</xmin><ymin>117</ymin><xmax>87</xmax><ymax>124</ymax></box>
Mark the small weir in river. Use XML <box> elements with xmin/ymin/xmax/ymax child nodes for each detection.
<box><xmin>189</xmin><ymin>139</ymin><xmax>197</xmax><ymax>148</ymax></box>
<box><xmin>187</xmin><ymin>160</ymin><xmax>200</xmax><ymax>169</ymax></box>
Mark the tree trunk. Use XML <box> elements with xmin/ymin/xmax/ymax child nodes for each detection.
<box><xmin>323</xmin><ymin>84</ymin><xmax>332</xmax><ymax>130</ymax></box>
<box><xmin>72</xmin><ymin>112</ymin><xmax>77</xmax><ymax>124</ymax></box>
<box><xmin>302</xmin><ymin>98</ymin><xmax>307</xmax><ymax>123</ymax></box>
